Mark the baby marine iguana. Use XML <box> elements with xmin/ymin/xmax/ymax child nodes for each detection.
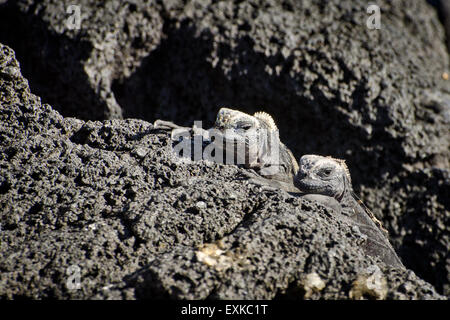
<box><xmin>294</xmin><ymin>155</ymin><xmax>405</xmax><ymax>269</ymax></box>
<box><xmin>154</xmin><ymin>107</ymin><xmax>299</xmax><ymax>189</ymax></box>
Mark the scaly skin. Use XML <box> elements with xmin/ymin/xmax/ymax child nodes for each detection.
<box><xmin>294</xmin><ymin>155</ymin><xmax>405</xmax><ymax>269</ymax></box>
<box><xmin>212</xmin><ymin>108</ymin><xmax>299</xmax><ymax>182</ymax></box>
<box><xmin>154</xmin><ymin>107</ymin><xmax>299</xmax><ymax>183</ymax></box>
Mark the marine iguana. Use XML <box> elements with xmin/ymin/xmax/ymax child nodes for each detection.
<box><xmin>154</xmin><ymin>108</ymin><xmax>299</xmax><ymax>185</ymax></box>
<box><xmin>212</xmin><ymin>108</ymin><xmax>299</xmax><ymax>182</ymax></box>
<box><xmin>294</xmin><ymin>154</ymin><xmax>405</xmax><ymax>268</ymax></box>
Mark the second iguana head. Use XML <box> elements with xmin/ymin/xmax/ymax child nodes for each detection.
<box><xmin>294</xmin><ymin>154</ymin><xmax>352</xmax><ymax>201</ymax></box>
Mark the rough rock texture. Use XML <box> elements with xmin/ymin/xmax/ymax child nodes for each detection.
<box><xmin>0</xmin><ymin>0</ymin><xmax>449</xmax><ymax>299</ymax></box>
<box><xmin>429</xmin><ymin>0</ymin><xmax>450</xmax><ymax>50</ymax></box>
<box><xmin>0</xmin><ymin>43</ymin><xmax>445</xmax><ymax>301</ymax></box>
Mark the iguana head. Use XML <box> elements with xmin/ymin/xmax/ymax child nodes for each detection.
<box><xmin>211</xmin><ymin>108</ymin><xmax>298</xmax><ymax>178</ymax></box>
<box><xmin>214</xmin><ymin>108</ymin><xmax>277</xmax><ymax>132</ymax></box>
<box><xmin>212</xmin><ymin>108</ymin><xmax>279</xmax><ymax>168</ymax></box>
<box><xmin>294</xmin><ymin>155</ymin><xmax>352</xmax><ymax>201</ymax></box>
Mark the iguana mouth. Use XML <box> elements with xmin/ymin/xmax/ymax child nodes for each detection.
<box><xmin>295</xmin><ymin>179</ymin><xmax>326</xmax><ymax>194</ymax></box>
<box><xmin>209</xmin><ymin>128</ymin><xmax>254</xmax><ymax>152</ymax></box>
<box><xmin>211</xmin><ymin>136</ymin><xmax>251</xmax><ymax>152</ymax></box>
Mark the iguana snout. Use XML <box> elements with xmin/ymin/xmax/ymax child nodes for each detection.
<box><xmin>214</xmin><ymin>108</ymin><xmax>259</xmax><ymax>131</ymax></box>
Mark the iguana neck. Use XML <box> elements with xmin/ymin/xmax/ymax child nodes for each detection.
<box><xmin>337</xmin><ymin>175</ymin><xmax>354</xmax><ymax>208</ymax></box>
<box><xmin>255</xmin><ymin>128</ymin><xmax>278</xmax><ymax>166</ymax></box>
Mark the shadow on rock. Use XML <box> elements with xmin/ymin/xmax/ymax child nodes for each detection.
<box><xmin>112</xmin><ymin>19</ymin><xmax>406</xmax><ymax>188</ymax></box>
<box><xmin>0</xmin><ymin>2</ymin><xmax>110</xmax><ymax>120</ymax></box>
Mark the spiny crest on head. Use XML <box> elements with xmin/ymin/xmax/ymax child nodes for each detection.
<box><xmin>253</xmin><ymin>111</ymin><xmax>277</xmax><ymax>130</ymax></box>
<box><xmin>326</xmin><ymin>156</ymin><xmax>351</xmax><ymax>185</ymax></box>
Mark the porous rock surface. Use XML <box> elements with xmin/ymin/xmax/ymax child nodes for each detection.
<box><xmin>0</xmin><ymin>0</ymin><xmax>449</xmax><ymax>299</ymax></box>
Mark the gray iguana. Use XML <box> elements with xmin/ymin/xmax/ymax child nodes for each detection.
<box><xmin>294</xmin><ymin>154</ymin><xmax>405</xmax><ymax>269</ymax></box>
<box><xmin>212</xmin><ymin>108</ymin><xmax>299</xmax><ymax>183</ymax></box>
<box><xmin>154</xmin><ymin>107</ymin><xmax>299</xmax><ymax>189</ymax></box>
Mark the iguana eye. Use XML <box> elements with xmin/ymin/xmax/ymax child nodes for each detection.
<box><xmin>321</xmin><ymin>168</ymin><xmax>332</xmax><ymax>176</ymax></box>
<box><xmin>240</xmin><ymin>124</ymin><xmax>253</xmax><ymax>130</ymax></box>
